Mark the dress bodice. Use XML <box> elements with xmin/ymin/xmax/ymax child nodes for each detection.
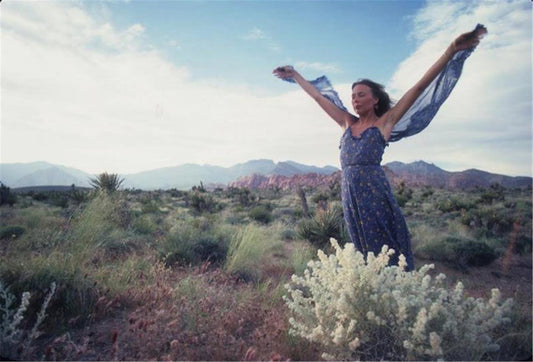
<box><xmin>340</xmin><ymin>126</ymin><xmax>387</xmax><ymax>168</ymax></box>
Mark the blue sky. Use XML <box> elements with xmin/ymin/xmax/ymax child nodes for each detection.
<box><xmin>1</xmin><ymin>0</ymin><xmax>531</xmax><ymax>177</ymax></box>
<box><xmin>92</xmin><ymin>1</ymin><xmax>420</xmax><ymax>89</ymax></box>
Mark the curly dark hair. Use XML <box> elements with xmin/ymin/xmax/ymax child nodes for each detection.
<box><xmin>351</xmin><ymin>79</ymin><xmax>392</xmax><ymax>117</ymax></box>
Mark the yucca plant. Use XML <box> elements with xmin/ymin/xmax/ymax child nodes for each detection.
<box><xmin>298</xmin><ymin>205</ymin><xmax>346</xmax><ymax>248</ymax></box>
<box><xmin>89</xmin><ymin>172</ymin><xmax>124</xmax><ymax>193</ymax></box>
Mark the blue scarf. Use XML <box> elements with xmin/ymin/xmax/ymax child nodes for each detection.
<box><xmin>282</xmin><ymin>24</ymin><xmax>483</xmax><ymax>142</ymax></box>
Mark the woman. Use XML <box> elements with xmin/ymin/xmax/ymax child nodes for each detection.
<box><xmin>273</xmin><ymin>25</ymin><xmax>487</xmax><ymax>271</ymax></box>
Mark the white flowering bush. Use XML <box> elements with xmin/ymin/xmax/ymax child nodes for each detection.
<box><xmin>284</xmin><ymin>239</ymin><xmax>514</xmax><ymax>361</ymax></box>
<box><xmin>1</xmin><ymin>280</ymin><xmax>56</xmax><ymax>359</ymax></box>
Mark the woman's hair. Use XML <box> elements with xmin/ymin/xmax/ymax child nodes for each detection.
<box><xmin>351</xmin><ymin>79</ymin><xmax>392</xmax><ymax>117</ymax></box>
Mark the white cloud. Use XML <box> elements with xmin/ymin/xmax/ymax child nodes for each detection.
<box><xmin>242</xmin><ymin>27</ymin><xmax>268</xmax><ymax>41</ymax></box>
<box><xmin>242</xmin><ymin>26</ymin><xmax>280</xmax><ymax>52</ymax></box>
<box><xmin>294</xmin><ymin>61</ymin><xmax>342</xmax><ymax>74</ymax></box>
<box><xmin>1</xmin><ymin>2</ymin><xmax>336</xmax><ymax>174</ymax></box>
<box><xmin>385</xmin><ymin>0</ymin><xmax>531</xmax><ymax>176</ymax></box>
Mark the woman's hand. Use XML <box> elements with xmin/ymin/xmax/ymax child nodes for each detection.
<box><xmin>273</xmin><ymin>65</ymin><xmax>298</xmax><ymax>80</ymax></box>
<box><xmin>450</xmin><ymin>25</ymin><xmax>487</xmax><ymax>53</ymax></box>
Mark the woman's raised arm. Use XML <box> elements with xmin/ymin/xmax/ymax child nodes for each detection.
<box><xmin>380</xmin><ymin>25</ymin><xmax>487</xmax><ymax>137</ymax></box>
<box><xmin>273</xmin><ymin>66</ymin><xmax>354</xmax><ymax>129</ymax></box>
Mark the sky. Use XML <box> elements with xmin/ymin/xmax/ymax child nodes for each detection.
<box><xmin>1</xmin><ymin>0</ymin><xmax>531</xmax><ymax>177</ymax></box>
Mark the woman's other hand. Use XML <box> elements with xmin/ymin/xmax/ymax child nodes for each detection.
<box><xmin>273</xmin><ymin>65</ymin><xmax>297</xmax><ymax>80</ymax></box>
<box><xmin>451</xmin><ymin>25</ymin><xmax>488</xmax><ymax>53</ymax></box>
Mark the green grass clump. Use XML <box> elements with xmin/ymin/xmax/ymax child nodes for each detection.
<box><xmin>160</xmin><ymin>219</ymin><xmax>233</xmax><ymax>267</ymax></box>
<box><xmin>0</xmin><ymin>226</ymin><xmax>25</xmax><ymax>240</ymax></box>
<box><xmin>415</xmin><ymin>236</ymin><xmax>498</xmax><ymax>269</ymax></box>
<box><xmin>225</xmin><ymin>224</ymin><xmax>282</xmax><ymax>282</ymax></box>
<box><xmin>249</xmin><ymin>205</ymin><xmax>273</xmax><ymax>224</ymax></box>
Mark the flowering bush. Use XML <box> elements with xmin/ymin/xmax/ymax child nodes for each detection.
<box><xmin>284</xmin><ymin>239</ymin><xmax>514</xmax><ymax>361</ymax></box>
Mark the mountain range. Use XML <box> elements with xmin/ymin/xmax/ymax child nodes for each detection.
<box><xmin>0</xmin><ymin>160</ymin><xmax>530</xmax><ymax>191</ymax></box>
<box><xmin>0</xmin><ymin>160</ymin><xmax>338</xmax><ymax>190</ymax></box>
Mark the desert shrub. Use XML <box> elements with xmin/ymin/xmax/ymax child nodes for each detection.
<box><xmin>225</xmin><ymin>224</ymin><xmax>282</xmax><ymax>282</ymax></box>
<box><xmin>284</xmin><ymin>239</ymin><xmax>514</xmax><ymax>361</ymax></box>
<box><xmin>394</xmin><ymin>182</ymin><xmax>413</xmax><ymax>207</ymax></box>
<box><xmin>89</xmin><ymin>172</ymin><xmax>124</xmax><ymax>193</ymax></box>
<box><xmin>69</xmin><ymin>192</ymin><xmax>125</xmax><ymax>249</ymax></box>
<box><xmin>420</xmin><ymin>186</ymin><xmax>434</xmax><ymax>199</ymax></box>
<box><xmin>69</xmin><ymin>185</ymin><xmax>87</xmax><ymax>204</ymax></box>
<box><xmin>191</xmin><ymin>181</ymin><xmax>207</xmax><ymax>193</ymax></box>
<box><xmin>514</xmin><ymin>234</ymin><xmax>532</xmax><ymax>254</ymax></box>
<box><xmin>132</xmin><ymin>214</ymin><xmax>157</xmax><ymax>235</ymax></box>
<box><xmin>141</xmin><ymin>199</ymin><xmax>160</xmax><ymax>214</ymax></box>
<box><xmin>168</xmin><ymin>188</ymin><xmax>185</xmax><ymax>198</ymax></box>
<box><xmin>328</xmin><ymin>178</ymin><xmax>341</xmax><ymax>199</ymax></box>
<box><xmin>0</xmin><ymin>183</ymin><xmax>17</xmax><ymax>206</ymax></box>
<box><xmin>435</xmin><ymin>196</ymin><xmax>475</xmax><ymax>213</ymax></box>
<box><xmin>160</xmin><ymin>220</ymin><xmax>231</xmax><ymax>267</ymax></box>
<box><xmin>30</xmin><ymin>192</ymin><xmax>48</xmax><ymax>201</ymax></box>
<box><xmin>280</xmin><ymin>228</ymin><xmax>297</xmax><ymax>241</ymax></box>
<box><xmin>297</xmin><ymin>206</ymin><xmax>346</xmax><ymax>248</ymax></box>
<box><xmin>0</xmin><ymin>226</ymin><xmax>25</xmax><ymax>240</ymax></box>
<box><xmin>0</xmin><ymin>279</ymin><xmax>56</xmax><ymax>360</ymax></box>
<box><xmin>415</xmin><ymin>236</ymin><xmax>498</xmax><ymax>268</ymax></box>
<box><xmin>473</xmin><ymin>207</ymin><xmax>514</xmax><ymax>234</ymax></box>
<box><xmin>189</xmin><ymin>192</ymin><xmax>220</xmax><ymax>214</ymax></box>
<box><xmin>478</xmin><ymin>183</ymin><xmax>505</xmax><ymax>204</ymax></box>
<box><xmin>0</xmin><ymin>253</ymin><xmax>100</xmax><ymax>327</ymax></box>
<box><xmin>311</xmin><ymin>192</ymin><xmax>330</xmax><ymax>210</ymax></box>
<box><xmin>225</xmin><ymin>187</ymin><xmax>257</xmax><ymax>207</ymax></box>
<box><xmin>48</xmin><ymin>194</ymin><xmax>69</xmax><ymax>209</ymax></box>
<box><xmin>249</xmin><ymin>205</ymin><xmax>273</xmax><ymax>224</ymax></box>
<box><xmin>515</xmin><ymin>200</ymin><xmax>532</xmax><ymax>219</ymax></box>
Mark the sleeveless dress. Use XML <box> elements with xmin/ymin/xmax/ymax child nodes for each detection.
<box><xmin>340</xmin><ymin>126</ymin><xmax>414</xmax><ymax>270</ymax></box>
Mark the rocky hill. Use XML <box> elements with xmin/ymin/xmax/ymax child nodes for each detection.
<box><xmin>387</xmin><ymin>161</ymin><xmax>531</xmax><ymax>189</ymax></box>
<box><xmin>230</xmin><ymin>161</ymin><xmax>531</xmax><ymax>190</ymax></box>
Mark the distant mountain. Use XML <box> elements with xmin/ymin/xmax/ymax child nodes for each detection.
<box><xmin>1</xmin><ymin>159</ymin><xmax>339</xmax><ymax>190</ymax></box>
<box><xmin>2</xmin><ymin>160</ymin><xmax>530</xmax><ymax>191</ymax></box>
<box><xmin>124</xmin><ymin>159</ymin><xmax>338</xmax><ymax>189</ymax></box>
<box><xmin>0</xmin><ymin>162</ymin><xmax>92</xmax><ymax>188</ymax></box>
<box><xmin>384</xmin><ymin>161</ymin><xmax>532</xmax><ymax>189</ymax></box>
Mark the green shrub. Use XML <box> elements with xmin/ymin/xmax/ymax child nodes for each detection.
<box><xmin>160</xmin><ymin>220</ymin><xmax>231</xmax><ymax>266</ymax></box>
<box><xmin>69</xmin><ymin>185</ymin><xmax>87</xmax><ymax>204</ymax></box>
<box><xmin>284</xmin><ymin>239</ymin><xmax>514</xmax><ymax>361</ymax></box>
<box><xmin>0</xmin><ymin>226</ymin><xmax>25</xmax><ymax>240</ymax></box>
<box><xmin>436</xmin><ymin>197</ymin><xmax>475</xmax><ymax>213</ymax></box>
<box><xmin>249</xmin><ymin>205</ymin><xmax>273</xmax><ymax>224</ymax></box>
<box><xmin>225</xmin><ymin>187</ymin><xmax>257</xmax><ymax>207</ymax></box>
<box><xmin>141</xmin><ymin>200</ymin><xmax>160</xmax><ymax>214</ymax></box>
<box><xmin>298</xmin><ymin>206</ymin><xmax>346</xmax><ymax>248</ymax></box>
<box><xmin>473</xmin><ymin>207</ymin><xmax>514</xmax><ymax>234</ymax></box>
<box><xmin>478</xmin><ymin>183</ymin><xmax>505</xmax><ymax>204</ymax></box>
<box><xmin>189</xmin><ymin>192</ymin><xmax>220</xmax><ymax>214</ymax></box>
<box><xmin>280</xmin><ymin>228</ymin><xmax>297</xmax><ymax>241</ymax></box>
<box><xmin>132</xmin><ymin>215</ymin><xmax>157</xmax><ymax>235</ymax></box>
<box><xmin>416</xmin><ymin>236</ymin><xmax>498</xmax><ymax>268</ymax></box>
<box><xmin>31</xmin><ymin>192</ymin><xmax>48</xmax><ymax>201</ymax></box>
<box><xmin>0</xmin><ymin>254</ymin><xmax>100</xmax><ymax>327</ymax></box>
<box><xmin>0</xmin><ymin>183</ymin><xmax>17</xmax><ymax>206</ymax></box>
<box><xmin>394</xmin><ymin>182</ymin><xmax>413</xmax><ymax>207</ymax></box>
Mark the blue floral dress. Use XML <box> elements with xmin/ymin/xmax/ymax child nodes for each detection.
<box><xmin>340</xmin><ymin>126</ymin><xmax>414</xmax><ymax>270</ymax></box>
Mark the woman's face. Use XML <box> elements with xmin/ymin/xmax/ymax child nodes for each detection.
<box><xmin>352</xmin><ymin>84</ymin><xmax>378</xmax><ymax>116</ymax></box>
